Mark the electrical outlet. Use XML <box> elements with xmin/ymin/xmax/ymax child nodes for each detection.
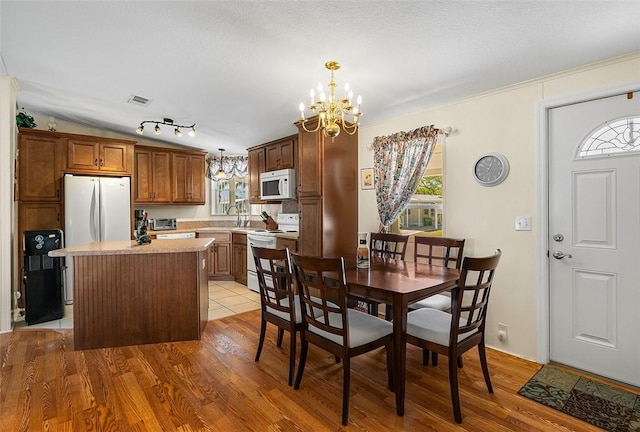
<box><xmin>498</xmin><ymin>323</ymin><xmax>508</xmax><ymax>342</ymax></box>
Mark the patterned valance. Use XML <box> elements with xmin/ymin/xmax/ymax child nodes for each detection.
<box><xmin>206</xmin><ymin>155</ymin><xmax>249</xmax><ymax>180</ymax></box>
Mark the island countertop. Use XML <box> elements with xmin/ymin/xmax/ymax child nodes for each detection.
<box><xmin>48</xmin><ymin>238</ymin><xmax>214</xmax><ymax>257</ymax></box>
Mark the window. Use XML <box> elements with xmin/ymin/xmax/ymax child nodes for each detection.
<box><xmin>211</xmin><ymin>177</ymin><xmax>248</xmax><ymax>215</ymax></box>
<box><xmin>398</xmin><ymin>175</ymin><xmax>442</xmax><ymax>233</ymax></box>
<box><xmin>577</xmin><ymin>117</ymin><xmax>640</xmax><ymax>158</ymax></box>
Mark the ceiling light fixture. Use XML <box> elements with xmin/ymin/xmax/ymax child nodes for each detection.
<box><xmin>216</xmin><ymin>148</ymin><xmax>227</xmax><ymax>180</ymax></box>
<box><xmin>135</xmin><ymin>117</ymin><xmax>195</xmax><ymax>137</ymax></box>
<box><xmin>299</xmin><ymin>60</ymin><xmax>362</xmax><ymax>138</ymax></box>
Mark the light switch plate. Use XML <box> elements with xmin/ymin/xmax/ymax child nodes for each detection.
<box><xmin>515</xmin><ymin>216</ymin><xmax>532</xmax><ymax>231</ymax></box>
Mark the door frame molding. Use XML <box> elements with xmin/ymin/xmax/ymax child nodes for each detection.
<box><xmin>536</xmin><ymin>80</ymin><xmax>640</xmax><ymax>364</ymax></box>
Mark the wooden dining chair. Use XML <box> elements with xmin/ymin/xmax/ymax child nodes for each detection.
<box><xmin>363</xmin><ymin>232</ymin><xmax>410</xmax><ymax>316</ymax></box>
<box><xmin>252</xmin><ymin>245</ymin><xmax>301</xmax><ymax>386</ymax></box>
<box><xmin>370</xmin><ymin>232</ymin><xmax>409</xmax><ymax>260</ymax></box>
<box><xmin>411</xmin><ymin>236</ymin><xmax>465</xmax><ymax>312</ymax></box>
<box><xmin>406</xmin><ymin>249</ymin><xmax>501</xmax><ymax>424</ymax></box>
<box><xmin>410</xmin><ymin>236</ymin><xmax>466</xmax><ymax>366</ymax></box>
<box><xmin>290</xmin><ymin>252</ymin><xmax>394</xmax><ymax>426</ymax></box>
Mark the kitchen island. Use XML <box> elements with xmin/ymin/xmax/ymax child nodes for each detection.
<box><xmin>49</xmin><ymin>238</ymin><xmax>214</xmax><ymax>350</ymax></box>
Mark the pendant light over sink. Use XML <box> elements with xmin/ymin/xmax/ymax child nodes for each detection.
<box><xmin>215</xmin><ymin>149</ymin><xmax>228</xmax><ymax>180</ymax></box>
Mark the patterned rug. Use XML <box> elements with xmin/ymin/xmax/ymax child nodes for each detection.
<box><xmin>518</xmin><ymin>365</ymin><xmax>640</xmax><ymax>431</ymax></box>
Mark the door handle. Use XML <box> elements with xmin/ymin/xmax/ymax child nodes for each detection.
<box><xmin>552</xmin><ymin>250</ymin><xmax>572</xmax><ymax>259</ymax></box>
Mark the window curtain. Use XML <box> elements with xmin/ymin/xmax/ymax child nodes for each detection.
<box><xmin>372</xmin><ymin>125</ymin><xmax>439</xmax><ymax>232</ymax></box>
<box><xmin>206</xmin><ymin>155</ymin><xmax>249</xmax><ymax>180</ymax></box>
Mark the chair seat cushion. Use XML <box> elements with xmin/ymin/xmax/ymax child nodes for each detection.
<box><xmin>411</xmin><ymin>294</ymin><xmax>451</xmax><ymax>311</ymax></box>
<box><xmin>407</xmin><ymin>308</ymin><xmax>477</xmax><ymax>346</ymax></box>
<box><xmin>309</xmin><ymin>309</ymin><xmax>393</xmax><ymax>348</ymax></box>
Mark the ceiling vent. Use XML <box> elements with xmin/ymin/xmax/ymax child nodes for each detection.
<box><xmin>127</xmin><ymin>94</ymin><xmax>151</xmax><ymax>106</ymax></box>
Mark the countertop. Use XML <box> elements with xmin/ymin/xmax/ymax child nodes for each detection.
<box><xmin>149</xmin><ymin>226</ymin><xmax>298</xmax><ymax>240</ymax></box>
<box><xmin>48</xmin><ymin>238</ymin><xmax>214</xmax><ymax>257</ymax></box>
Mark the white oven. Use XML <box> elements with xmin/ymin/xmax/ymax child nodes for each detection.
<box><xmin>246</xmin><ymin>213</ymin><xmax>299</xmax><ymax>292</ymax></box>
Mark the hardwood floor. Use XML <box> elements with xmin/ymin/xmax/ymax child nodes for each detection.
<box><xmin>0</xmin><ymin>310</ymin><xmax>621</xmax><ymax>431</ymax></box>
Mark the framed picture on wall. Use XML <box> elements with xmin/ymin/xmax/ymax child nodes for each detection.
<box><xmin>361</xmin><ymin>168</ymin><xmax>374</xmax><ymax>190</ymax></box>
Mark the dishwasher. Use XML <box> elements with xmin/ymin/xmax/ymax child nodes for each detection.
<box><xmin>156</xmin><ymin>232</ymin><xmax>196</xmax><ymax>239</ymax></box>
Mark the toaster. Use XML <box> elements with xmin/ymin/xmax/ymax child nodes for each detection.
<box><xmin>151</xmin><ymin>218</ymin><xmax>177</xmax><ymax>230</ymax></box>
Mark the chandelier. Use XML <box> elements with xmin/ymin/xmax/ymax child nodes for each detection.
<box><xmin>298</xmin><ymin>61</ymin><xmax>362</xmax><ymax>138</ymax></box>
<box><xmin>135</xmin><ymin>118</ymin><xmax>195</xmax><ymax>137</ymax></box>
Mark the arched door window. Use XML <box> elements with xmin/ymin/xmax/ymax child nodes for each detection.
<box><xmin>577</xmin><ymin>117</ymin><xmax>640</xmax><ymax>158</ymax></box>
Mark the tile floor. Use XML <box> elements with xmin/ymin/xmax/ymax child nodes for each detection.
<box><xmin>14</xmin><ymin>281</ymin><xmax>260</xmax><ymax>330</ymax></box>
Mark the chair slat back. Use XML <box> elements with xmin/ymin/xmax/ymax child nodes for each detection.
<box><xmin>451</xmin><ymin>250</ymin><xmax>501</xmax><ymax>342</ymax></box>
<box><xmin>370</xmin><ymin>233</ymin><xmax>409</xmax><ymax>260</ymax></box>
<box><xmin>290</xmin><ymin>253</ymin><xmax>348</xmax><ymax>342</ymax></box>
<box><xmin>251</xmin><ymin>246</ymin><xmax>295</xmax><ymax>319</ymax></box>
<box><xmin>414</xmin><ymin>236</ymin><xmax>465</xmax><ymax>269</ymax></box>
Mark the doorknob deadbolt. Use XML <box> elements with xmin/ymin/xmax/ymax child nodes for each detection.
<box><xmin>552</xmin><ymin>250</ymin><xmax>572</xmax><ymax>259</ymax></box>
<box><xmin>553</xmin><ymin>233</ymin><xmax>564</xmax><ymax>242</ymax></box>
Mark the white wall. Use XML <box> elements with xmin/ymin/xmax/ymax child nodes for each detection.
<box><xmin>358</xmin><ymin>52</ymin><xmax>640</xmax><ymax>361</ymax></box>
<box><xmin>0</xmin><ymin>76</ymin><xmax>18</xmax><ymax>333</ymax></box>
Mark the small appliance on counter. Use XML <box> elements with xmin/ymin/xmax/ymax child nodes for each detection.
<box><xmin>150</xmin><ymin>218</ymin><xmax>177</xmax><ymax>231</ymax></box>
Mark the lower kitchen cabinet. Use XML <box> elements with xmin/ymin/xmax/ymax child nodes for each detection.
<box><xmin>198</xmin><ymin>232</ymin><xmax>232</xmax><ymax>278</ymax></box>
<box><xmin>232</xmin><ymin>232</ymin><xmax>247</xmax><ymax>285</ymax></box>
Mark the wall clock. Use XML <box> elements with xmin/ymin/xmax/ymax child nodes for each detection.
<box><xmin>473</xmin><ymin>153</ymin><xmax>510</xmax><ymax>186</ymax></box>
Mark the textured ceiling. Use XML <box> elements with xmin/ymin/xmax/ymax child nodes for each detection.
<box><xmin>1</xmin><ymin>1</ymin><xmax>639</xmax><ymax>155</ymax></box>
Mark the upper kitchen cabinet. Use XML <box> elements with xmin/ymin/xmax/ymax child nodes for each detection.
<box><xmin>67</xmin><ymin>137</ymin><xmax>135</xmax><ymax>174</ymax></box>
<box><xmin>248</xmin><ymin>134</ymin><xmax>297</xmax><ymax>204</ymax></box>
<box><xmin>172</xmin><ymin>151</ymin><xmax>206</xmax><ymax>204</ymax></box>
<box><xmin>247</xmin><ymin>147</ymin><xmax>265</xmax><ymax>204</ymax></box>
<box><xmin>18</xmin><ymin>129</ymin><xmax>66</xmax><ymax>202</ymax></box>
<box><xmin>134</xmin><ymin>146</ymin><xmax>172</xmax><ymax>204</ymax></box>
<box><xmin>297</xmin><ymin>123</ymin><xmax>323</xmax><ymax>198</ymax></box>
<box><xmin>265</xmin><ymin>135</ymin><xmax>296</xmax><ymax>171</ymax></box>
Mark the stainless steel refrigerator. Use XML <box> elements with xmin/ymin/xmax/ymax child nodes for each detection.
<box><xmin>64</xmin><ymin>174</ymin><xmax>131</xmax><ymax>304</ymax></box>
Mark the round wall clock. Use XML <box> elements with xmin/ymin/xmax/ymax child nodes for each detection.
<box><xmin>473</xmin><ymin>153</ymin><xmax>510</xmax><ymax>186</ymax></box>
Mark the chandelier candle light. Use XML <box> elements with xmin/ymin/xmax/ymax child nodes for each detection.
<box><xmin>136</xmin><ymin>118</ymin><xmax>196</xmax><ymax>137</ymax></box>
<box><xmin>299</xmin><ymin>61</ymin><xmax>362</xmax><ymax>138</ymax></box>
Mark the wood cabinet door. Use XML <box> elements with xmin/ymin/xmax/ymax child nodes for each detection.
<box><xmin>152</xmin><ymin>151</ymin><xmax>172</xmax><ymax>203</ymax></box>
<box><xmin>100</xmin><ymin>142</ymin><xmax>129</xmax><ymax>173</ymax></box>
<box><xmin>232</xmin><ymin>242</ymin><xmax>247</xmax><ymax>284</ymax></box>
<box><xmin>277</xmin><ymin>138</ymin><xmax>295</xmax><ymax>169</ymax></box>
<box><xmin>297</xmin><ymin>129</ymin><xmax>322</xmax><ymax>197</ymax></box>
<box><xmin>214</xmin><ymin>242</ymin><xmax>232</xmax><ymax>275</ymax></box>
<box><xmin>19</xmin><ymin>134</ymin><xmax>64</xmax><ymax>202</ymax></box>
<box><xmin>188</xmin><ymin>154</ymin><xmax>205</xmax><ymax>204</ymax></box>
<box><xmin>172</xmin><ymin>153</ymin><xmax>205</xmax><ymax>204</ymax></box>
<box><xmin>299</xmin><ymin>198</ymin><xmax>322</xmax><ymax>257</ymax></box>
<box><xmin>67</xmin><ymin>138</ymin><xmax>100</xmax><ymax>171</ymax></box>
<box><xmin>18</xmin><ymin>202</ymin><xmax>63</xmax><ymax>241</ymax></box>
<box><xmin>248</xmin><ymin>148</ymin><xmax>265</xmax><ymax>204</ymax></box>
<box><xmin>265</xmin><ymin>137</ymin><xmax>296</xmax><ymax>171</ymax></box>
<box><xmin>134</xmin><ymin>149</ymin><xmax>153</xmax><ymax>202</ymax></box>
<box><xmin>135</xmin><ymin>149</ymin><xmax>172</xmax><ymax>204</ymax></box>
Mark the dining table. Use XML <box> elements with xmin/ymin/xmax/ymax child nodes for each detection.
<box><xmin>341</xmin><ymin>255</ymin><xmax>460</xmax><ymax>416</ymax></box>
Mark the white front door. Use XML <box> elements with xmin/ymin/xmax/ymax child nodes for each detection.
<box><xmin>549</xmin><ymin>91</ymin><xmax>640</xmax><ymax>386</ymax></box>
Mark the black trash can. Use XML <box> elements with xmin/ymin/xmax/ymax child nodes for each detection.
<box><xmin>23</xmin><ymin>230</ymin><xmax>64</xmax><ymax>325</ymax></box>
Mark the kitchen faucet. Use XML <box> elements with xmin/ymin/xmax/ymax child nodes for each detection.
<box><xmin>227</xmin><ymin>204</ymin><xmax>242</xmax><ymax>227</ymax></box>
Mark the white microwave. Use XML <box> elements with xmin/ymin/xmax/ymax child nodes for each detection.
<box><xmin>260</xmin><ymin>168</ymin><xmax>296</xmax><ymax>200</ymax></box>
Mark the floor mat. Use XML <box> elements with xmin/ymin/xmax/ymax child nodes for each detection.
<box><xmin>518</xmin><ymin>365</ymin><xmax>640</xmax><ymax>431</ymax></box>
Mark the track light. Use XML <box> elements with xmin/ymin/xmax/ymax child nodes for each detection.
<box><xmin>135</xmin><ymin>117</ymin><xmax>196</xmax><ymax>137</ymax></box>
